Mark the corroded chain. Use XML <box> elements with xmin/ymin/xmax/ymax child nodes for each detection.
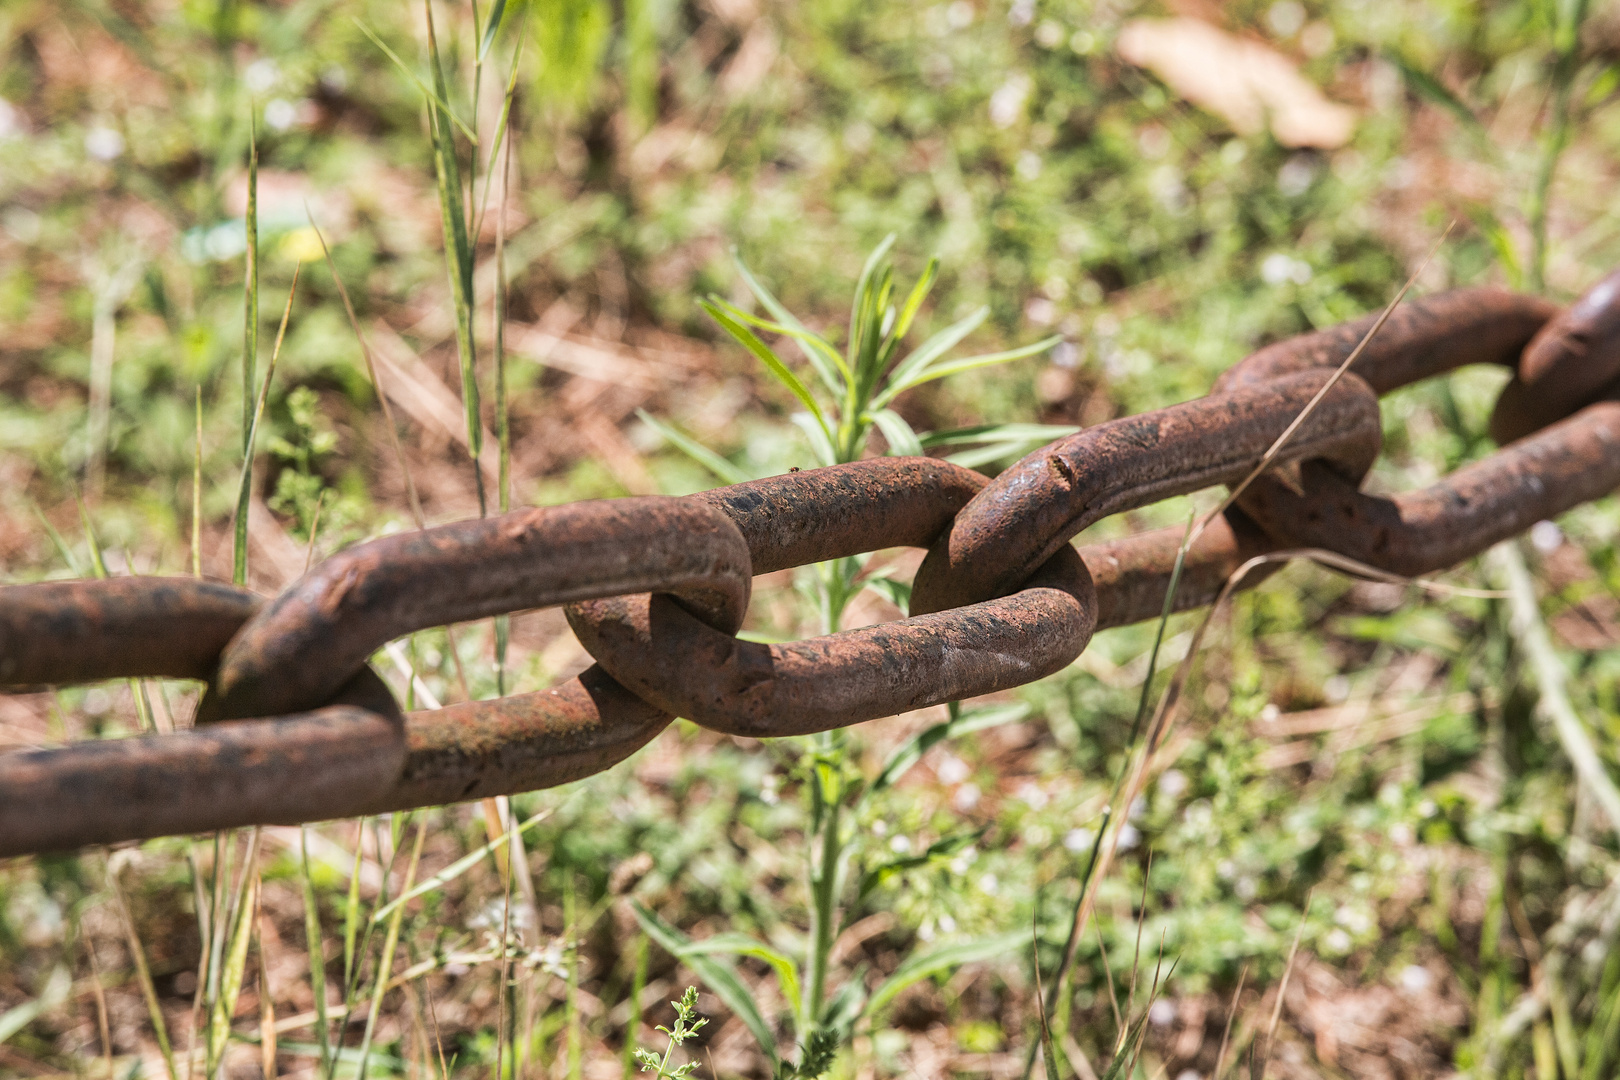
<box><xmin>3</xmin><ymin>272</ymin><xmax>1618</xmax><ymax>856</ymax></box>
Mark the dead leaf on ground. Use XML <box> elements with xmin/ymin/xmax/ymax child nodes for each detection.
<box><xmin>1116</xmin><ymin>17</ymin><xmax>1357</xmax><ymax>149</ymax></box>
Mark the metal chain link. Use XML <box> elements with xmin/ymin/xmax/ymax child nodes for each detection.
<box><xmin>4</xmin><ymin>276</ymin><xmax>1620</xmax><ymax>856</ymax></box>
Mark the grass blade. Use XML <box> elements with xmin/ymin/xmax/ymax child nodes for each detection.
<box><xmin>108</xmin><ymin>862</ymin><xmax>178</xmax><ymax>1080</ymax></box>
<box><xmin>192</xmin><ymin>386</ymin><xmax>203</xmax><ymax>578</ymax></box>
<box><xmin>636</xmin><ymin>408</ymin><xmax>750</xmax><ymax>486</ymax></box>
<box><xmin>877</xmin><ymin>335</ymin><xmax>1061</xmax><ymax>404</ymax></box>
<box><xmin>702</xmin><ymin>299</ymin><xmax>830</xmax><ymax>437</ymax></box>
<box><xmin>242</xmin><ymin>113</ymin><xmax>258</xmax><ymax>454</ymax></box>
<box><xmin>422</xmin><ymin>0</ymin><xmax>485</xmax><ymax>516</ymax></box>
<box><xmin>300</xmin><ymin>828</ymin><xmax>333</xmax><ymax>1075</ymax></box>
<box><xmin>867</xmin><ymin>408</ymin><xmax>922</xmax><ymax>457</ymax></box>
<box><xmin>353</xmin><ymin>19</ymin><xmax>479</xmax><ymax>144</ymax></box>
<box><xmin>632</xmin><ymin>901</ymin><xmax>780</xmax><ymax>1067</ymax></box>
<box><xmin>232</xmin><ymin>265</ymin><xmax>298</xmax><ymax>586</ymax></box>
<box><xmin>732</xmin><ymin>249</ymin><xmax>849</xmax><ymax>394</ymax></box>
<box><xmin>356</xmin><ymin>818</ymin><xmax>427</xmax><ymax>1080</ymax></box>
<box><xmin>678</xmin><ymin>932</ymin><xmax>803</xmax><ymax>1019</ymax></box>
<box><xmin>865</xmin><ymin>930</ymin><xmax>1029</xmax><ymax>1016</ymax></box>
<box><xmin>370</xmin><ymin>808</ymin><xmax>550</xmax><ymax>925</ymax></box>
<box><xmin>875</xmin><ymin>304</ymin><xmax>990</xmax><ymax>401</ymax></box>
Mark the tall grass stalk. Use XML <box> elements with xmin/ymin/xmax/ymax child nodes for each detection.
<box><xmin>109</xmin><ymin>858</ymin><xmax>180</xmax><ymax>1080</ymax></box>
<box><xmin>241</xmin><ymin>116</ymin><xmax>258</xmax><ymax>453</ymax></box>
<box><xmin>310</xmin><ymin>217</ymin><xmax>426</xmax><ymax>527</ymax></box>
<box><xmin>206</xmin><ymin>830</ymin><xmax>262</xmax><ymax>1080</ymax></box>
<box><xmin>233</xmin><ymin>265</ymin><xmax>299</xmax><ymax>586</ymax></box>
<box><xmin>76</xmin><ymin>500</ymin><xmax>157</xmax><ymax>733</ymax></box>
<box><xmin>300</xmin><ymin>828</ymin><xmax>333</xmax><ymax>1075</ymax></box>
<box><xmin>421</xmin><ymin>0</ymin><xmax>484</xmax><ymax>515</ymax></box>
<box><xmin>1529</xmin><ymin>0</ymin><xmax>1592</xmax><ymax>292</ymax></box>
<box><xmin>355</xmin><ymin>817</ymin><xmax>427</xmax><ymax>1080</ymax></box>
<box><xmin>192</xmin><ymin>387</ymin><xmax>203</xmax><ymax>577</ymax></box>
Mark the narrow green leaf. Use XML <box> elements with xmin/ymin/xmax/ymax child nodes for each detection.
<box><xmin>865</xmin><ymin>931</ymin><xmax>1028</xmax><ymax>1017</ymax></box>
<box><xmin>733</xmin><ymin>251</ymin><xmax>850</xmax><ymax>393</ymax></box>
<box><xmin>861</xmin><ymin>575</ymin><xmax>910</xmax><ymax>612</ymax></box>
<box><xmin>300</xmin><ymin>829</ymin><xmax>332</xmax><ymax>1075</ymax></box>
<box><xmin>708</xmin><ymin>297</ymin><xmax>850</xmax><ymax>391</ymax></box>
<box><xmin>857</xmin><ymin>830</ymin><xmax>982</xmax><ymax>901</ymax></box>
<box><xmin>789</xmin><ymin>412</ymin><xmax>838</xmax><ymax>468</ymax></box>
<box><xmin>880</xmin><ymin>335</ymin><xmax>1061</xmax><ymax>403</ymax></box>
<box><xmin>371</xmin><ymin>808</ymin><xmax>550</xmax><ymax>924</ymax></box>
<box><xmin>868</xmin><ymin>703</ymin><xmax>1031</xmax><ymax>799</ymax></box>
<box><xmin>423</xmin><ymin>0</ymin><xmax>483</xmax><ymax>514</ymax></box>
<box><xmin>342</xmin><ymin>821</ymin><xmax>367</xmax><ymax>990</ymax></box>
<box><xmin>208</xmin><ymin>869</ymin><xmax>259</xmax><ymax>1071</ymax></box>
<box><xmin>1385</xmin><ymin>51</ymin><xmax>1486</xmax><ymax>133</ymax></box>
<box><xmin>1462</xmin><ymin>203</ymin><xmax>1524</xmax><ymax>290</ymax></box>
<box><xmin>891</xmin><ymin>257</ymin><xmax>938</xmax><ymax>343</ymax></box>
<box><xmin>918</xmin><ymin>423</ymin><xmax>1079</xmax><ymax>448</ymax></box>
<box><xmin>31</xmin><ymin>500</ymin><xmax>81</xmax><ymax>576</ymax></box>
<box><xmin>701</xmin><ymin>300</ymin><xmax>829</xmax><ymax>434</ymax></box>
<box><xmin>242</xmin><ymin>114</ymin><xmax>258</xmax><ymax>455</ymax></box>
<box><xmin>847</xmin><ymin>234</ymin><xmax>898</xmax><ymax>374</ymax></box>
<box><xmin>867</xmin><ymin>409</ymin><xmax>922</xmax><ymax>457</ymax></box>
<box><xmin>679</xmin><ymin>932</ymin><xmax>803</xmax><ymax>1019</ymax></box>
<box><xmin>632</xmin><ymin>902</ymin><xmax>780</xmax><ymax>1066</ymax></box>
<box><xmin>354</xmin><ymin>19</ymin><xmax>480</xmax><ymax>144</ymax></box>
<box><xmin>818</xmin><ymin>969</ymin><xmax>868</xmax><ymax>1032</ymax></box>
<box><xmin>879</xmin><ymin>305</ymin><xmax>990</xmax><ymax>399</ymax></box>
<box><xmin>478</xmin><ymin>0</ymin><xmax>510</xmax><ymax>62</ymax></box>
<box><xmin>636</xmin><ymin>408</ymin><xmax>750</xmax><ymax>486</ymax></box>
<box><xmin>0</xmin><ymin>966</ymin><xmax>70</xmax><ymax>1045</ymax></box>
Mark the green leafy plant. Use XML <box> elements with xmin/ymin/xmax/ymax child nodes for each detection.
<box><xmin>632</xmin><ymin>987</ymin><xmax>708</xmax><ymax>1079</ymax></box>
<box><xmin>635</xmin><ymin>239</ymin><xmax>1058</xmax><ymax>1077</ymax></box>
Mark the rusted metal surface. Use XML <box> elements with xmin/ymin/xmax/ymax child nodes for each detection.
<box><xmin>1240</xmin><ymin>400</ymin><xmax>1620</xmax><ymax>577</ymax></box>
<box><xmin>1492</xmin><ymin>270</ymin><xmax>1620</xmax><ymax>444</ymax></box>
<box><xmin>374</xmin><ymin>665</ymin><xmax>670</xmax><ymax>811</ymax></box>
<box><xmin>568</xmin><ymin>547</ymin><xmax>1092</xmax><ymax>738</ymax></box>
<box><xmin>8</xmin><ymin>281</ymin><xmax>1620</xmax><ymax>856</ymax></box>
<box><xmin>0</xmin><ymin>666</ymin><xmax>668</xmax><ymax>856</ymax></box>
<box><xmin>1079</xmin><ymin>508</ymin><xmax>1281</xmax><ymax>631</ymax></box>
<box><xmin>909</xmin><ymin>370</ymin><xmax>1383</xmax><ymax>615</ymax></box>
<box><xmin>1214</xmin><ymin>287</ymin><xmax>1554</xmax><ymax>394</ymax></box>
<box><xmin>0</xmin><ymin>706</ymin><xmax>404</xmax><ymax>856</ymax></box>
<box><xmin>695</xmin><ymin>457</ymin><xmax>987</xmax><ymax>572</ymax></box>
<box><xmin>0</xmin><ymin>578</ymin><xmax>259</xmax><ymax>690</ymax></box>
<box><xmin>206</xmin><ymin>497</ymin><xmax>751</xmax><ymax>721</ymax></box>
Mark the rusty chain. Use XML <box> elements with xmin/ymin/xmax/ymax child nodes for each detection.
<box><xmin>4</xmin><ymin>270</ymin><xmax>1620</xmax><ymax>856</ymax></box>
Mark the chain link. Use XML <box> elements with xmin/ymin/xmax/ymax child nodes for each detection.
<box><xmin>5</xmin><ymin>275</ymin><xmax>1620</xmax><ymax>855</ymax></box>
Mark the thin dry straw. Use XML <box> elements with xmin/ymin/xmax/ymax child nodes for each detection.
<box><xmin>1186</xmin><ymin>220</ymin><xmax>1458</xmax><ymax>556</ymax></box>
<box><xmin>1214</xmin><ymin>963</ymin><xmax>1249</xmax><ymax>1080</ymax></box>
<box><xmin>308</xmin><ymin>212</ymin><xmax>426</xmax><ymax>529</ymax></box>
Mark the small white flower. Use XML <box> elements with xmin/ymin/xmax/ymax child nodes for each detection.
<box><xmin>85</xmin><ymin>126</ymin><xmax>124</xmax><ymax>161</ymax></box>
<box><xmin>265</xmin><ymin>98</ymin><xmax>298</xmax><ymax>131</ymax></box>
<box><xmin>1531</xmin><ymin>520</ymin><xmax>1563</xmax><ymax>553</ymax></box>
<box><xmin>1158</xmin><ymin>769</ymin><xmax>1189</xmax><ymax>799</ymax></box>
<box><xmin>989</xmin><ymin>74</ymin><xmax>1031</xmax><ymax>129</ymax></box>
<box><xmin>1064</xmin><ymin>828</ymin><xmax>1093</xmax><ymax>853</ymax></box>
<box><xmin>1267</xmin><ymin>0</ymin><xmax>1306</xmax><ymax>36</ymax></box>
<box><xmin>890</xmin><ymin>834</ymin><xmax>913</xmax><ymax>853</ymax></box>
<box><xmin>245</xmin><ymin>58</ymin><xmax>280</xmax><ymax>94</ymax></box>
<box><xmin>1399</xmin><ymin>964</ymin><xmax>1434</xmax><ymax>993</ymax></box>
<box><xmin>937</xmin><ymin>755</ymin><xmax>971</xmax><ymax>785</ymax></box>
<box><xmin>953</xmin><ymin>783</ymin><xmax>981</xmax><ymax>811</ymax></box>
<box><xmin>1148</xmin><ymin>998</ymin><xmax>1177</xmax><ymax>1027</ymax></box>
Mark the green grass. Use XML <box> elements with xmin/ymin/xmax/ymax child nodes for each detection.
<box><xmin>5</xmin><ymin>0</ymin><xmax>1620</xmax><ymax>1078</ymax></box>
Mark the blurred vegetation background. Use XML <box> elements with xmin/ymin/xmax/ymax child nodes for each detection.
<box><xmin>5</xmin><ymin>0</ymin><xmax>1620</xmax><ymax>1077</ymax></box>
